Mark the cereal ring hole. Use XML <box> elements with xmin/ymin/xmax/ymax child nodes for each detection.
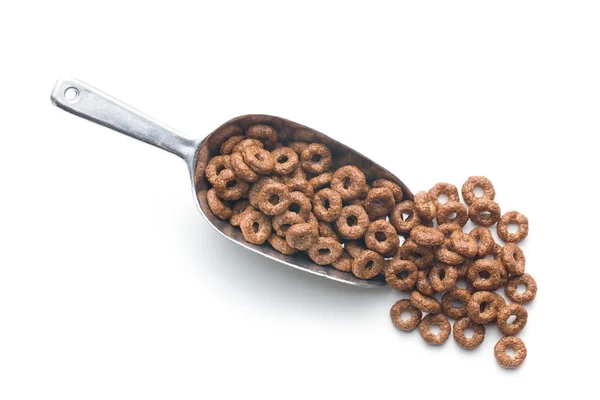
<box><xmin>277</xmin><ymin>155</ymin><xmax>289</xmax><ymax>163</ymax></box>
<box><xmin>480</xmin><ymin>302</ymin><xmax>488</xmax><ymax>313</ymax></box>
<box><xmin>438</xmin><ymin>269</ymin><xmax>446</xmax><ymax>280</ymax></box>
<box><xmin>252</xmin><ymin>222</ymin><xmax>260</xmax><ymax>233</ymax></box>
<box><xmin>474</xmin><ymin>186</ymin><xmax>484</xmax><ymax>197</ymax></box>
<box><xmin>508</xmin><ymin>223</ymin><xmax>519</xmax><ymax>234</ymax></box>
<box><xmin>226</xmin><ymin>180</ymin><xmax>237</xmax><ymax>189</ymax></box>
<box><xmin>452</xmin><ymin>299</ymin><xmax>463</xmax><ymax>307</ymax></box>
<box><xmin>318</xmin><ymin>248</ymin><xmax>331</xmax><ymax>256</ymax></box>
<box><xmin>505</xmin><ymin>346</ymin><xmax>517</xmax><ymax>357</ymax></box>
<box><xmin>396</xmin><ymin>270</ymin><xmax>410</xmax><ymax>280</ymax></box>
<box><xmin>365</xmin><ymin>260</ymin><xmax>375</xmax><ymax>270</ymax></box>
<box><xmin>375</xmin><ymin>232</ymin><xmax>387</xmax><ymax>242</ymax></box>
<box><xmin>343</xmin><ymin>177</ymin><xmax>351</xmax><ymax>189</ymax></box>
<box><xmin>288</xmin><ymin>203</ymin><xmax>301</xmax><ymax>213</ymax></box>
<box><xmin>438</xmin><ymin>193</ymin><xmax>449</xmax><ymax>203</ymax></box>
<box><xmin>517</xmin><ymin>283</ymin><xmax>527</xmax><ymax>294</ymax></box>
<box><xmin>463</xmin><ymin>328</ymin><xmax>474</xmax><ymax>339</ymax></box>
<box><xmin>507</xmin><ymin>315</ymin><xmax>517</xmax><ymax>324</ymax></box>
<box><xmin>479</xmin><ymin>270</ymin><xmax>491</xmax><ymax>279</ymax></box>
<box><xmin>402</xmin><ymin>212</ymin><xmax>411</xmax><ymax>220</ymax></box>
<box><xmin>447</xmin><ymin>212</ymin><xmax>457</xmax><ymax>219</ymax></box>
<box><xmin>400</xmin><ymin>311</ymin><xmax>412</xmax><ymax>320</ymax></box>
<box><xmin>311</xmin><ymin>153</ymin><xmax>322</xmax><ymax>162</ymax></box>
<box><xmin>347</xmin><ymin>215</ymin><xmax>358</xmax><ymax>226</ymax></box>
<box><xmin>429</xmin><ymin>324</ymin><xmax>441</xmax><ymax>335</ymax></box>
<box><xmin>269</xmin><ymin>194</ymin><xmax>281</xmax><ymax>205</ymax></box>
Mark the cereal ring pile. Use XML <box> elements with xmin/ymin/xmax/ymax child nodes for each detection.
<box><xmin>204</xmin><ymin>135</ymin><xmax>535</xmax><ymax>368</ymax></box>
<box><xmin>203</xmin><ymin>123</ymin><xmax>412</xmax><ymax>279</ymax></box>
<box><xmin>388</xmin><ymin>177</ymin><xmax>535</xmax><ymax>369</ymax></box>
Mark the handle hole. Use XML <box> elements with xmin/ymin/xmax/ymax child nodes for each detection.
<box><xmin>64</xmin><ymin>87</ymin><xmax>79</xmax><ymax>102</ymax></box>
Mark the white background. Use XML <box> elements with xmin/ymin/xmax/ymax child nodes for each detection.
<box><xmin>0</xmin><ymin>1</ymin><xmax>598</xmax><ymax>399</ymax></box>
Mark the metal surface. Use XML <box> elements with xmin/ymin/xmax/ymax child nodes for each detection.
<box><xmin>51</xmin><ymin>76</ymin><xmax>413</xmax><ymax>288</ymax></box>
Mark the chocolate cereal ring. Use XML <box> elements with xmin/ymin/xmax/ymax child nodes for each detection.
<box><xmin>335</xmin><ymin>205</ymin><xmax>370</xmax><ymax>240</ymax></box>
<box><xmin>331</xmin><ymin>250</ymin><xmax>353</xmax><ymax>272</ymax></box>
<box><xmin>469</xmin><ymin>199</ymin><xmax>501</xmax><ymax>227</ymax></box>
<box><xmin>469</xmin><ymin>227</ymin><xmax>495</xmax><ymax>258</ymax></box>
<box><xmin>306</xmin><ymin>212</ymin><xmax>319</xmax><ymax>231</ymax></box>
<box><xmin>318</xmin><ymin>221</ymin><xmax>341</xmax><ymax>243</ymax></box>
<box><xmin>352</xmin><ymin>250</ymin><xmax>384</xmax><ymax>279</ymax></box>
<box><xmin>410</xmin><ymin>226</ymin><xmax>445</xmax><ymax>247</ymax></box>
<box><xmin>249</xmin><ymin>177</ymin><xmax>277</xmax><ymax>208</ymax></box>
<box><xmin>454</xmin><ymin>258</ymin><xmax>473</xmax><ymax>278</ymax></box>
<box><xmin>466</xmin><ymin>291</ymin><xmax>502</xmax><ymax>324</ymax></box>
<box><xmin>242</xmin><ymin>145</ymin><xmax>275</xmax><ymax>175</ymax></box>
<box><xmin>285</xmin><ymin>177</ymin><xmax>314</xmax><ymax>198</ymax></box>
<box><xmin>229</xmin><ymin>200</ymin><xmax>254</xmax><ymax>226</ymax></box>
<box><xmin>364</xmin><ymin>187</ymin><xmax>395</xmax><ymax>219</ymax></box>
<box><xmin>372</xmin><ymin>179</ymin><xmax>404</xmax><ymax>202</ymax></box>
<box><xmin>497</xmin><ymin>211</ymin><xmax>529</xmax><ymax>243</ymax></box>
<box><xmin>220</xmin><ymin>135</ymin><xmax>245</xmax><ymax>155</ymax></box>
<box><xmin>271</xmin><ymin>147</ymin><xmax>299</xmax><ymax>175</ymax></box>
<box><xmin>390</xmin><ymin>300</ymin><xmax>422</xmax><ymax>332</ymax></box>
<box><xmin>308</xmin><ymin>237</ymin><xmax>343</xmax><ymax>265</ymax></box>
<box><xmin>206</xmin><ymin>188</ymin><xmax>233</xmax><ymax>220</ymax></box>
<box><xmin>453</xmin><ymin>317</ymin><xmax>485</xmax><ymax>349</ymax></box>
<box><xmin>429</xmin><ymin>263</ymin><xmax>458</xmax><ymax>293</ymax></box>
<box><xmin>494</xmin><ymin>336</ymin><xmax>527</xmax><ymax>369</ymax></box>
<box><xmin>331</xmin><ymin>166</ymin><xmax>367</xmax><ymax>201</ymax></box>
<box><xmin>468</xmin><ymin>259</ymin><xmax>505</xmax><ymax>291</ymax></box>
<box><xmin>232</xmin><ymin>138</ymin><xmax>263</xmax><ymax>153</ymax></box>
<box><xmin>436</xmin><ymin>201</ymin><xmax>469</xmax><ymax>227</ymax></box>
<box><xmin>416</xmin><ymin>270</ymin><xmax>436</xmax><ymax>296</ymax></box>
<box><xmin>450</xmin><ymin>230</ymin><xmax>478</xmax><ymax>258</ymax></box>
<box><xmin>312</xmin><ymin>188</ymin><xmax>343</xmax><ymax>222</ymax></box>
<box><xmin>287</xmin><ymin>191</ymin><xmax>312</xmax><ymax>220</ymax></box>
<box><xmin>501</xmin><ymin>243</ymin><xmax>526</xmax><ymax>276</ymax></box>
<box><xmin>385</xmin><ymin>259</ymin><xmax>418</xmax><ymax>291</ymax></box>
<box><xmin>428</xmin><ymin>182</ymin><xmax>460</xmax><ymax>206</ymax></box>
<box><xmin>284</xmin><ymin>165</ymin><xmax>307</xmax><ymax>182</ymax></box>
<box><xmin>268</xmin><ymin>234</ymin><xmax>297</xmax><ymax>255</ymax></box>
<box><xmin>205</xmin><ymin>155</ymin><xmax>232</xmax><ymax>185</ymax></box>
<box><xmin>309</xmin><ymin>171</ymin><xmax>334</xmax><ymax>191</ymax></box>
<box><xmin>300</xmin><ymin>143</ymin><xmax>332</xmax><ymax>174</ymax></box>
<box><xmin>285</xmin><ymin>223</ymin><xmax>318</xmax><ymax>251</ymax></box>
<box><xmin>414</xmin><ymin>191</ymin><xmax>437</xmax><ymax>221</ymax></box>
<box><xmin>344</xmin><ymin>240</ymin><xmax>365</xmax><ymax>258</ymax></box>
<box><xmin>257</xmin><ymin>182</ymin><xmax>291</xmax><ymax>215</ymax></box>
<box><xmin>435</xmin><ymin>241</ymin><xmax>465</xmax><ymax>266</ymax></box>
<box><xmin>399</xmin><ymin>239</ymin><xmax>434</xmax><ymax>270</ymax></box>
<box><xmin>505</xmin><ymin>273</ymin><xmax>537</xmax><ymax>304</ymax></box>
<box><xmin>497</xmin><ymin>304</ymin><xmax>528</xmax><ymax>336</ymax></box>
<box><xmin>288</xmin><ymin>141</ymin><xmax>309</xmax><ymax>155</ymax></box>
<box><xmin>461</xmin><ymin>176</ymin><xmax>496</xmax><ymax>206</ymax></box>
<box><xmin>418</xmin><ymin>314</ymin><xmax>451</xmax><ymax>345</ymax></box>
<box><xmin>389</xmin><ymin>201</ymin><xmax>419</xmax><ymax>233</ymax></box>
<box><xmin>246</xmin><ymin>124</ymin><xmax>279</xmax><ymax>148</ymax></box>
<box><xmin>365</xmin><ymin>220</ymin><xmax>400</xmax><ymax>255</ymax></box>
<box><xmin>213</xmin><ymin>169</ymin><xmax>249</xmax><ymax>201</ymax></box>
<box><xmin>441</xmin><ymin>288</ymin><xmax>471</xmax><ymax>319</ymax></box>
<box><xmin>272</xmin><ymin>211</ymin><xmax>304</xmax><ymax>237</ymax></box>
<box><xmin>230</xmin><ymin>151</ymin><xmax>259</xmax><ymax>182</ymax></box>
<box><xmin>410</xmin><ymin>291</ymin><xmax>441</xmax><ymax>314</ymax></box>
<box><xmin>239</xmin><ymin>210</ymin><xmax>272</xmax><ymax>245</ymax></box>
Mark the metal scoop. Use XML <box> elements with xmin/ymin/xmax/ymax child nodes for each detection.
<box><xmin>50</xmin><ymin>77</ymin><xmax>413</xmax><ymax>288</ymax></box>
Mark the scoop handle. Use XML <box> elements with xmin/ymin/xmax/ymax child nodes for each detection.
<box><xmin>50</xmin><ymin>76</ymin><xmax>198</xmax><ymax>161</ymax></box>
